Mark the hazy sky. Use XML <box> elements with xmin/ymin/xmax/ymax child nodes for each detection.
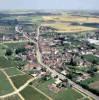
<box><xmin>0</xmin><ymin>0</ymin><xmax>99</xmax><ymax>10</ymax></box>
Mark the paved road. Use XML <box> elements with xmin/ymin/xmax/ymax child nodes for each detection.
<box><xmin>35</xmin><ymin>26</ymin><xmax>99</xmax><ymax>100</ymax></box>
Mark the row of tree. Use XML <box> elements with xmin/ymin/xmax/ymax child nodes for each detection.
<box><xmin>5</xmin><ymin>47</ymin><xmax>27</xmax><ymax>56</ymax></box>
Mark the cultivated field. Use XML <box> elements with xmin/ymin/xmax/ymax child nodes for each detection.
<box><xmin>0</xmin><ymin>56</ymin><xmax>16</xmax><ymax>68</ymax></box>
<box><xmin>89</xmin><ymin>81</ymin><xmax>99</xmax><ymax>90</ymax></box>
<box><xmin>42</xmin><ymin>23</ymin><xmax>97</xmax><ymax>33</ymax></box>
<box><xmin>80</xmin><ymin>74</ymin><xmax>99</xmax><ymax>85</ymax></box>
<box><xmin>0</xmin><ymin>94</ymin><xmax>22</xmax><ymax>100</ymax></box>
<box><xmin>0</xmin><ymin>44</ymin><xmax>6</xmax><ymax>56</ymax></box>
<box><xmin>83</xmin><ymin>54</ymin><xmax>99</xmax><ymax>64</ymax></box>
<box><xmin>4</xmin><ymin>42</ymin><xmax>27</xmax><ymax>49</ymax></box>
<box><xmin>80</xmin><ymin>74</ymin><xmax>99</xmax><ymax>93</ymax></box>
<box><xmin>0</xmin><ymin>42</ymin><xmax>27</xmax><ymax>69</ymax></box>
<box><xmin>43</xmin><ymin>15</ymin><xmax>99</xmax><ymax>23</ymax></box>
<box><xmin>4</xmin><ymin>67</ymin><xmax>24</xmax><ymax>77</ymax></box>
<box><xmin>11</xmin><ymin>74</ymin><xmax>32</xmax><ymax>88</ymax></box>
<box><xmin>32</xmin><ymin>79</ymin><xmax>88</xmax><ymax>100</ymax></box>
<box><xmin>0</xmin><ymin>25</ymin><xmax>15</xmax><ymax>34</ymax></box>
<box><xmin>0</xmin><ymin>71</ymin><xmax>14</xmax><ymax>96</ymax></box>
<box><xmin>20</xmin><ymin>86</ymin><xmax>48</xmax><ymax>100</ymax></box>
<box><xmin>42</xmin><ymin>15</ymin><xmax>99</xmax><ymax>33</ymax></box>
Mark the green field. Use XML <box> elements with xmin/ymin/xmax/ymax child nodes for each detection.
<box><xmin>0</xmin><ymin>71</ymin><xmax>14</xmax><ymax>96</ymax></box>
<box><xmin>54</xmin><ymin>88</ymin><xmax>83</xmax><ymax>100</ymax></box>
<box><xmin>79</xmin><ymin>74</ymin><xmax>99</xmax><ymax>94</ymax></box>
<box><xmin>0</xmin><ymin>15</ymin><xmax>43</xmax><ymax>25</ymax></box>
<box><xmin>0</xmin><ymin>42</ymin><xmax>27</xmax><ymax>54</ymax></box>
<box><xmin>0</xmin><ymin>42</ymin><xmax>27</xmax><ymax>68</ymax></box>
<box><xmin>80</xmin><ymin>74</ymin><xmax>99</xmax><ymax>86</ymax></box>
<box><xmin>0</xmin><ymin>25</ymin><xmax>15</xmax><ymax>34</ymax></box>
<box><xmin>0</xmin><ymin>56</ymin><xmax>26</xmax><ymax>68</ymax></box>
<box><xmin>4</xmin><ymin>42</ymin><xmax>27</xmax><ymax>49</ymax></box>
<box><xmin>20</xmin><ymin>86</ymin><xmax>48</xmax><ymax>100</ymax></box>
<box><xmin>0</xmin><ymin>44</ymin><xmax>6</xmax><ymax>56</ymax></box>
<box><xmin>0</xmin><ymin>42</ymin><xmax>26</xmax><ymax>68</ymax></box>
<box><xmin>0</xmin><ymin>45</ymin><xmax>27</xmax><ymax>68</ymax></box>
<box><xmin>3</xmin><ymin>94</ymin><xmax>22</xmax><ymax>100</ymax></box>
<box><xmin>83</xmin><ymin>54</ymin><xmax>99</xmax><ymax>64</ymax></box>
<box><xmin>11</xmin><ymin>74</ymin><xmax>32</xmax><ymax>88</ymax></box>
<box><xmin>32</xmin><ymin>79</ymin><xmax>84</xmax><ymax>100</ymax></box>
<box><xmin>4</xmin><ymin>67</ymin><xmax>23</xmax><ymax>76</ymax></box>
<box><xmin>0</xmin><ymin>56</ymin><xmax>16</xmax><ymax>68</ymax></box>
<box><xmin>32</xmin><ymin>16</ymin><xmax>43</xmax><ymax>23</ymax></box>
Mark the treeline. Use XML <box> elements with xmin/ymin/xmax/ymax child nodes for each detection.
<box><xmin>78</xmin><ymin>82</ymin><xmax>99</xmax><ymax>96</ymax></box>
<box><xmin>0</xmin><ymin>12</ymin><xmax>60</xmax><ymax>17</ymax></box>
<box><xmin>0</xmin><ymin>19</ymin><xmax>18</xmax><ymax>25</ymax></box>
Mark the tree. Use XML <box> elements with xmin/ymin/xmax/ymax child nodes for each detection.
<box><xmin>29</xmin><ymin>82</ymin><xmax>33</xmax><ymax>85</ymax></box>
<box><xmin>15</xmin><ymin>47</ymin><xmax>26</xmax><ymax>54</ymax></box>
<box><xmin>92</xmin><ymin>59</ymin><xmax>97</xmax><ymax>65</ymax></box>
<box><xmin>87</xmin><ymin>66</ymin><xmax>98</xmax><ymax>76</ymax></box>
<box><xmin>5</xmin><ymin>49</ymin><xmax>13</xmax><ymax>56</ymax></box>
<box><xmin>28</xmin><ymin>42</ymin><xmax>34</xmax><ymax>46</ymax></box>
<box><xmin>69</xmin><ymin>57</ymin><xmax>77</xmax><ymax>66</ymax></box>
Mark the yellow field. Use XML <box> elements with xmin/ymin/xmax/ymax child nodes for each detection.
<box><xmin>42</xmin><ymin>23</ymin><xmax>97</xmax><ymax>33</ymax></box>
<box><xmin>43</xmin><ymin>16</ymin><xmax>99</xmax><ymax>23</ymax></box>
